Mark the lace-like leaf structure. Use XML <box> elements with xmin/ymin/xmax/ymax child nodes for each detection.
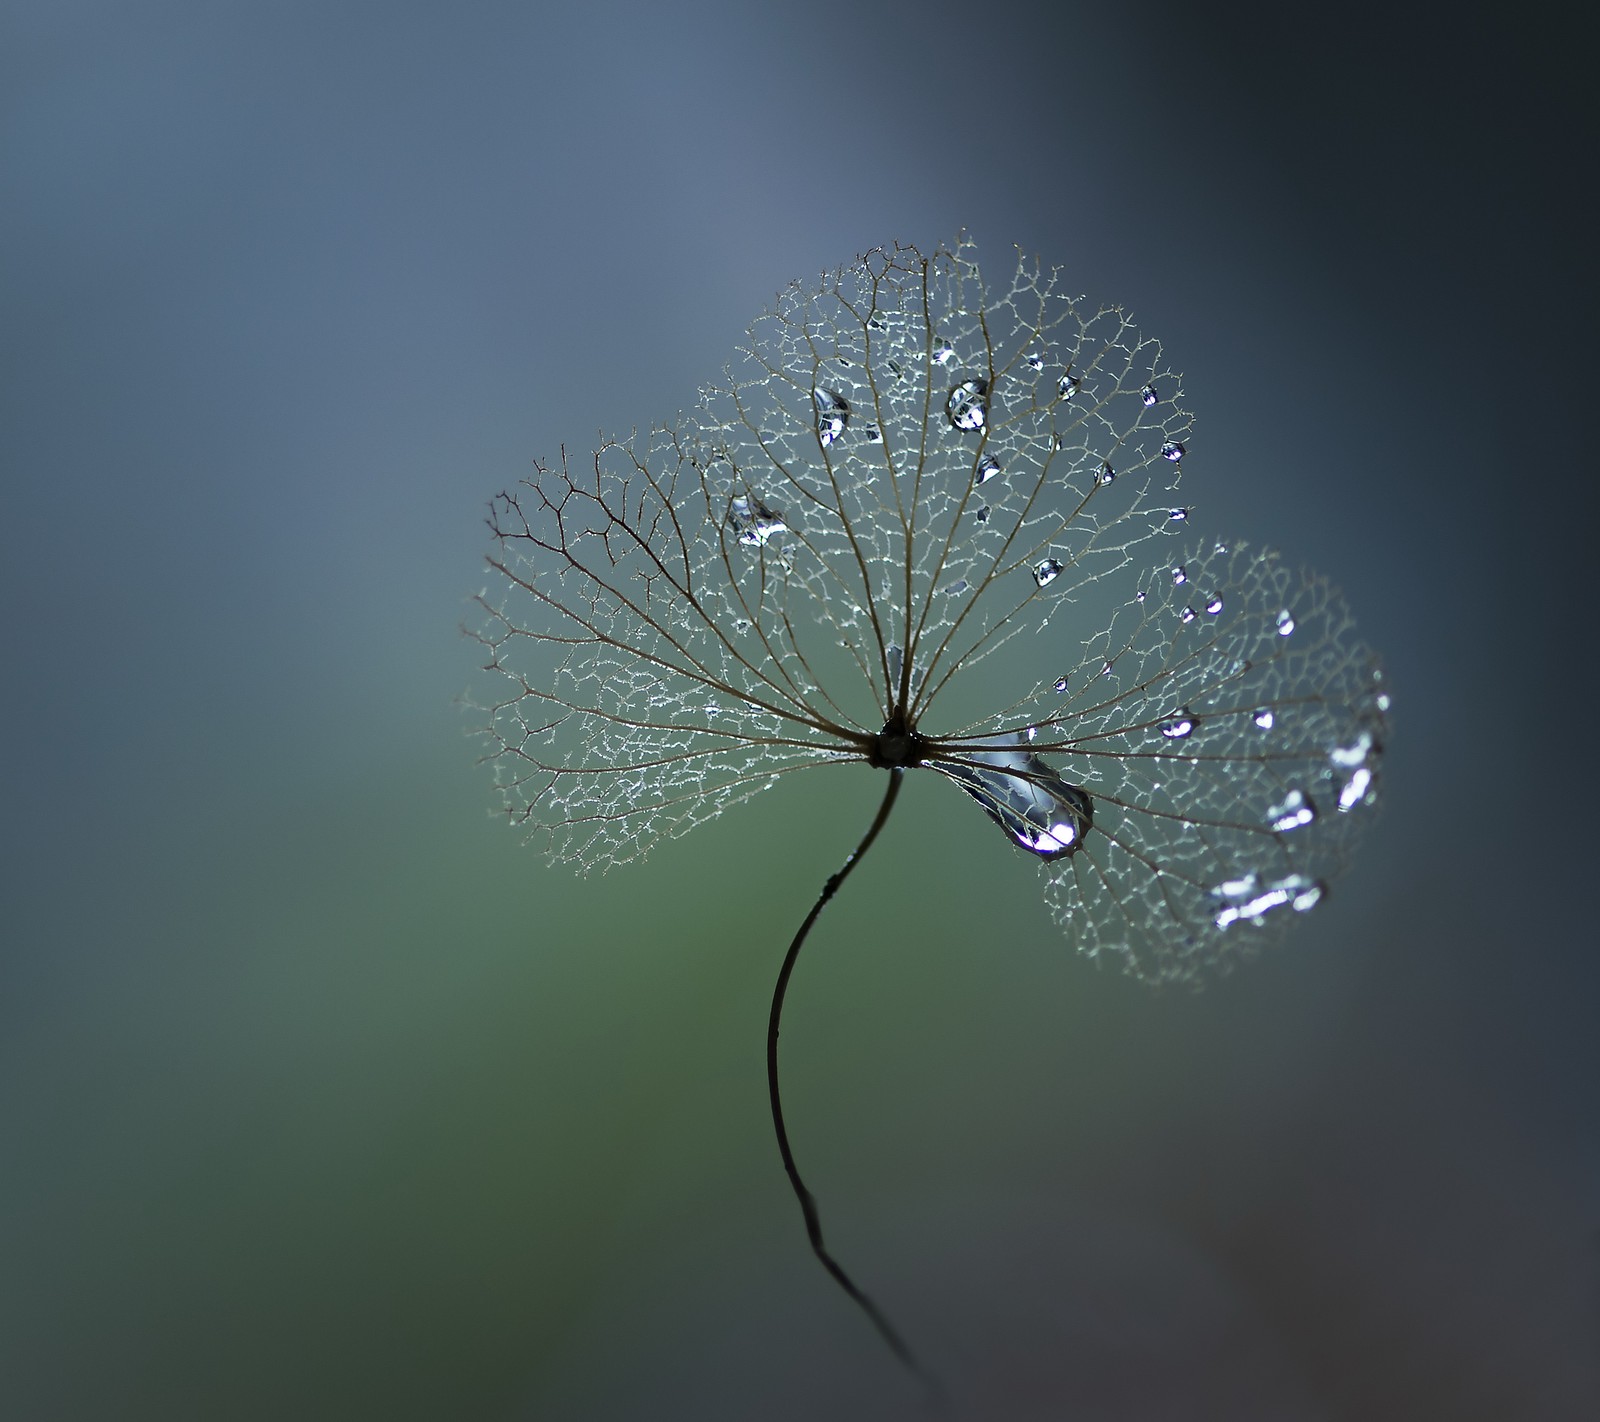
<box><xmin>472</xmin><ymin>237</ymin><xmax>1388</xmax><ymax>982</ymax></box>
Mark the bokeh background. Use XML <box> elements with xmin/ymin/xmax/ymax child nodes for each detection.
<box><xmin>3</xmin><ymin>3</ymin><xmax>1594</xmax><ymax>1418</ymax></box>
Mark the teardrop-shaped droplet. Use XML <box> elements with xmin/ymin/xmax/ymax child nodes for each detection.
<box><xmin>727</xmin><ymin>494</ymin><xmax>787</xmax><ymax>547</ymax></box>
<box><xmin>812</xmin><ymin>387</ymin><xmax>850</xmax><ymax>447</ymax></box>
<box><xmin>1276</xmin><ymin>608</ymin><xmax>1296</xmax><ymax>636</ymax></box>
<box><xmin>1171</xmin><ymin>565</ymin><xmax>1188</xmax><ymax>585</ymax></box>
<box><xmin>1058</xmin><ymin>372</ymin><xmax>1080</xmax><ymax>400</ymax></box>
<box><xmin>946</xmin><ymin>378</ymin><xmax>989</xmax><ymax>431</ymax></box>
<box><xmin>1033</xmin><ymin>558</ymin><xmax>1062</xmax><ymax>588</ymax></box>
<box><xmin>1098</xmin><ymin>461</ymin><xmax>1116</xmax><ymax>486</ymax></box>
<box><xmin>1267</xmin><ymin>788</ymin><xmax>1317</xmax><ymax>832</ymax></box>
<box><xmin>1168</xmin><ymin>507</ymin><xmax>1190</xmax><ymax>522</ymax></box>
<box><xmin>1161</xmin><ymin>440</ymin><xmax>1186</xmax><ymax>462</ymax></box>
<box><xmin>1141</xmin><ymin>384</ymin><xmax>1159</xmax><ymax>406</ymax></box>
<box><xmin>1252</xmin><ymin>708</ymin><xmax>1275</xmax><ymax>730</ymax></box>
<box><xmin>974</xmin><ymin>455</ymin><xmax>1001</xmax><ymax>485</ymax></box>
<box><xmin>931</xmin><ymin>340</ymin><xmax>955</xmax><ymax>366</ymax></box>
<box><xmin>1159</xmin><ymin>707</ymin><xmax>1196</xmax><ymax>739</ymax></box>
<box><xmin>934</xmin><ymin>738</ymin><xmax>1094</xmax><ymax>861</ymax></box>
<box><xmin>1179</xmin><ymin>605</ymin><xmax>1197</xmax><ymax>624</ymax></box>
<box><xmin>1204</xmin><ymin>594</ymin><xmax>1224</xmax><ymax>615</ymax></box>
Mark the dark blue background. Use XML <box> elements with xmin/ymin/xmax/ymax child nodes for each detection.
<box><xmin>3</xmin><ymin>3</ymin><xmax>1593</xmax><ymax>1417</ymax></box>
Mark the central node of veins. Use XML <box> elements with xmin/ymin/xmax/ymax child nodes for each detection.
<box><xmin>868</xmin><ymin>712</ymin><xmax>926</xmax><ymax>769</ymax></box>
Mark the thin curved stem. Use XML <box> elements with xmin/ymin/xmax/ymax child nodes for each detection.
<box><xmin>766</xmin><ymin>768</ymin><xmax>942</xmax><ymax>1397</ymax></box>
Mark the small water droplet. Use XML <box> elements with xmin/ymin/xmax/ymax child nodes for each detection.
<box><xmin>1026</xmin><ymin>352</ymin><xmax>1044</xmax><ymax>371</ymax></box>
<box><xmin>1033</xmin><ymin>558</ymin><xmax>1062</xmax><ymax>588</ymax></box>
<box><xmin>727</xmin><ymin>494</ymin><xmax>787</xmax><ymax>547</ymax></box>
<box><xmin>1329</xmin><ymin>729</ymin><xmax>1376</xmax><ymax>769</ymax></box>
<box><xmin>1024</xmin><ymin>725</ymin><xmax>1037</xmax><ymax>741</ymax></box>
<box><xmin>1267</xmin><ymin>789</ymin><xmax>1317</xmax><ymax>832</ymax></box>
<box><xmin>1159</xmin><ymin>707</ymin><xmax>1196</xmax><ymax>739</ymax></box>
<box><xmin>1168</xmin><ymin>507</ymin><xmax>1190</xmax><ymax>522</ymax></box>
<box><xmin>1276</xmin><ymin>609</ymin><xmax>1296</xmax><ymax>636</ymax></box>
<box><xmin>1141</xmin><ymin>384</ymin><xmax>1159</xmax><ymax>406</ymax></box>
<box><xmin>931</xmin><ymin>340</ymin><xmax>955</xmax><ymax>366</ymax></box>
<box><xmin>1098</xmin><ymin>461</ymin><xmax>1116</xmax><ymax>486</ymax></box>
<box><xmin>813</xmin><ymin>387</ymin><xmax>850</xmax><ymax>447</ymax></box>
<box><xmin>1058</xmin><ymin>372</ymin><xmax>1080</xmax><ymax>400</ymax></box>
<box><xmin>1161</xmin><ymin>440</ymin><xmax>1186</xmax><ymax>462</ymax></box>
<box><xmin>975</xmin><ymin>455</ymin><xmax>1001</xmax><ymax>485</ymax></box>
<box><xmin>865</xmin><ymin>425</ymin><xmax>883</xmax><ymax>443</ymax></box>
<box><xmin>1252</xmin><ymin>708</ymin><xmax>1275</xmax><ymax>729</ymax></box>
<box><xmin>946</xmin><ymin>379</ymin><xmax>989</xmax><ymax>431</ymax></box>
<box><xmin>1211</xmin><ymin>872</ymin><xmax>1324</xmax><ymax>929</ymax></box>
<box><xmin>867</xmin><ymin>315</ymin><xmax>888</xmax><ymax>331</ymax></box>
<box><xmin>836</xmin><ymin>355</ymin><xmax>852</xmax><ymax>368</ymax></box>
<box><xmin>1179</xmin><ymin>605</ymin><xmax>1196</xmax><ymax>624</ymax></box>
<box><xmin>732</xmin><ymin>617</ymin><xmax>752</xmax><ymax>635</ymax></box>
<box><xmin>1204</xmin><ymin>594</ymin><xmax>1224</xmax><ymax>615</ymax></box>
<box><xmin>1135</xmin><ymin>589</ymin><xmax>1148</xmax><ymax>603</ymax></box>
<box><xmin>1171</xmin><ymin>565</ymin><xmax>1188</xmax><ymax>585</ymax></box>
<box><xmin>1100</xmin><ymin>660</ymin><xmax>1114</xmax><ymax>677</ymax></box>
<box><xmin>1053</xmin><ymin>676</ymin><xmax>1069</xmax><ymax>693</ymax></box>
<box><xmin>975</xmin><ymin>504</ymin><xmax>990</xmax><ymax>523</ymax></box>
<box><xmin>1375</xmin><ymin>690</ymin><xmax>1392</xmax><ymax>712</ymax></box>
<box><xmin>886</xmin><ymin>358</ymin><xmax>905</xmax><ymax>379</ymax></box>
<box><xmin>1336</xmin><ymin>765</ymin><xmax>1374</xmax><ymax>811</ymax></box>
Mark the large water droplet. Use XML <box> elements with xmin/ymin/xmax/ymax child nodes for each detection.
<box><xmin>1211</xmin><ymin>872</ymin><xmax>1325</xmax><ymax>930</ymax></box>
<box><xmin>727</xmin><ymin>494</ymin><xmax>787</xmax><ymax>547</ymax></box>
<box><xmin>946</xmin><ymin>379</ymin><xmax>989</xmax><ymax>431</ymax></box>
<box><xmin>1159</xmin><ymin>707</ymin><xmax>1196</xmax><ymax>739</ymax></box>
<box><xmin>1141</xmin><ymin>384</ymin><xmax>1159</xmax><ymax>407</ymax></box>
<box><xmin>813</xmin><ymin>387</ymin><xmax>850</xmax><ymax>447</ymax></box>
<box><xmin>934</xmin><ymin>738</ymin><xmax>1094</xmax><ymax>861</ymax></box>
<box><xmin>1267</xmin><ymin>788</ymin><xmax>1317</xmax><ymax>832</ymax></box>
<box><xmin>975</xmin><ymin>455</ymin><xmax>1001</xmax><ymax>485</ymax></box>
<box><xmin>1161</xmin><ymin>440</ymin><xmax>1186</xmax><ymax>462</ymax></box>
<box><xmin>1033</xmin><ymin>558</ymin><xmax>1063</xmax><ymax>588</ymax></box>
<box><xmin>1058</xmin><ymin>372</ymin><xmax>1080</xmax><ymax>400</ymax></box>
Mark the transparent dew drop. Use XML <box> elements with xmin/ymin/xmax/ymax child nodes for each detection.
<box><xmin>836</xmin><ymin>355</ymin><xmax>852</xmax><ymax>368</ymax></box>
<box><xmin>1375</xmin><ymin>691</ymin><xmax>1393</xmax><ymax>713</ymax></box>
<box><xmin>1168</xmin><ymin>507</ymin><xmax>1190</xmax><ymax>522</ymax></box>
<box><xmin>1033</xmin><ymin>558</ymin><xmax>1063</xmax><ymax>588</ymax></box>
<box><xmin>1134</xmin><ymin>589</ymin><xmax>1148</xmax><ymax>603</ymax></box>
<box><xmin>1179</xmin><ymin>605</ymin><xmax>1197</xmax><ymax>624</ymax></box>
<box><xmin>1058</xmin><ymin>372</ymin><xmax>1080</xmax><ymax>399</ymax></box>
<box><xmin>812</xmin><ymin>387</ymin><xmax>850</xmax><ymax>447</ymax></box>
<box><xmin>1205</xmin><ymin>594</ymin><xmax>1224</xmax><ymax>615</ymax></box>
<box><xmin>1211</xmin><ymin>872</ymin><xmax>1325</xmax><ymax>930</ymax></box>
<box><xmin>1024</xmin><ymin>725</ymin><xmax>1037</xmax><ymax>741</ymax></box>
<box><xmin>975</xmin><ymin>455</ymin><xmax>1001</xmax><ymax>485</ymax></box>
<box><xmin>866</xmin><ymin>315</ymin><xmax>888</xmax><ymax>331</ymax></box>
<box><xmin>1277</xmin><ymin>608</ymin><xmax>1296</xmax><ymax>636</ymax></box>
<box><xmin>1141</xmin><ymin>384</ymin><xmax>1159</xmax><ymax>406</ymax></box>
<box><xmin>934</xmin><ymin>738</ymin><xmax>1094</xmax><ymax>861</ymax></box>
<box><xmin>1098</xmin><ymin>461</ymin><xmax>1116</xmax><ymax>486</ymax></box>
<box><xmin>1172</xmin><ymin>565</ymin><xmax>1188</xmax><ymax>585</ymax></box>
<box><xmin>1027</xmin><ymin>352</ymin><xmax>1044</xmax><ymax>371</ymax></box>
<box><xmin>865</xmin><ymin>425</ymin><xmax>883</xmax><ymax>443</ymax></box>
<box><xmin>1053</xmin><ymin>676</ymin><xmax>1069</xmax><ymax>693</ymax></box>
<box><xmin>1159</xmin><ymin>707</ymin><xmax>1196</xmax><ymax>739</ymax></box>
<box><xmin>886</xmin><ymin>358</ymin><xmax>905</xmax><ymax>380</ymax></box>
<box><xmin>975</xmin><ymin>504</ymin><xmax>990</xmax><ymax>523</ymax></box>
<box><xmin>1161</xmin><ymin>440</ymin><xmax>1186</xmax><ymax>462</ymax></box>
<box><xmin>1337</xmin><ymin>766</ymin><xmax>1375</xmax><ymax>811</ymax></box>
<box><xmin>946</xmin><ymin>378</ymin><xmax>989</xmax><ymax>431</ymax></box>
<box><xmin>931</xmin><ymin>340</ymin><xmax>955</xmax><ymax>365</ymax></box>
<box><xmin>1253</xmin><ymin>708</ymin><xmax>1275</xmax><ymax>730</ymax></box>
<box><xmin>727</xmin><ymin>494</ymin><xmax>787</xmax><ymax>547</ymax></box>
<box><xmin>1267</xmin><ymin>788</ymin><xmax>1318</xmax><ymax>832</ymax></box>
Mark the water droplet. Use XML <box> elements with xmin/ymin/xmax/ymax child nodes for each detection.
<box><xmin>1211</xmin><ymin>872</ymin><xmax>1325</xmax><ymax>930</ymax></box>
<box><xmin>1276</xmin><ymin>609</ymin><xmax>1296</xmax><ymax>636</ymax></box>
<box><xmin>1161</xmin><ymin>440</ymin><xmax>1186</xmax><ymax>462</ymax></box>
<box><xmin>1159</xmin><ymin>707</ymin><xmax>1196</xmax><ymax>739</ymax></box>
<box><xmin>732</xmin><ymin>617</ymin><xmax>752</xmax><ymax>635</ymax></box>
<box><xmin>812</xmin><ymin>387</ymin><xmax>850</xmax><ymax>447</ymax></box>
<box><xmin>931</xmin><ymin>340</ymin><xmax>955</xmax><ymax>366</ymax></box>
<box><xmin>1135</xmin><ymin>589</ymin><xmax>1148</xmax><ymax>603</ymax></box>
<box><xmin>1252</xmin><ymin>708</ymin><xmax>1275</xmax><ymax>730</ymax></box>
<box><xmin>1026</xmin><ymin>353</ymin><xmax>1044</xmax><ymax>371</ymax></box>
<box><xmin>1033</xmin><ymin>558</ymin><xmax>1062</xmax><ymax>588</ymax></box>
<box><xmin>1168</xmin><ymin>507</ymin><xmax>1190</xmax><ymax>522</ymax></box>
<box><xmin>1375</xmin><ymin>691</ymin><xmax>1393</xmax><ymax>712</ymax></box>
<box><xmin>865</xmin><ymin>425</ymin><xmax>883</xmax><ymax>443</ymax></box>
<box><xmin>1267</xmin><ymin>788</ymin><xmax>1317</xmax><ymax>832</ymax></box>
<box><xmin>836</xmin><ymin>355</ymin><xmax>853</xmax><ymax>368</ymax></box>
<box><xmin>1141</xmin><ymin>384</ymin><xmax>1159</xmax><ymax>406</ymax></box>
<box><xmin>1179</xmin><ymin>605</ymin><xmax>1196</xmax><ymax>624</ymax></box>
<box><xmin>727</xmin><ymin>494</ymin><xmax>787</xmax><ymax>547</ymax></box>
<box><xmin>1336</xmin><ymin>765</ymin><xmax>1374</xmax><ymax>811</ymax></box>
<box><xmin>886</xmin><ymin>358</ymin><xmax>905</xmax><ymax>379</ymax></box>
<box><xmin>935</xmin><ymin>738</ymin><xmax>1094</xmax><ymax>861</ymax></box>
<box><xmin>1024</xmin><ymin>725</ymin><xmax>1038</xmax><ymax>741</ymax></box>
<box><xmin>867</xmin><ymin>315</ymin><xmax>888</xmax><ymax>331</ymax></box>
<box><xmin>1098</xmin><ymin>461</ymin><xmax>1116</xmax><ymax>486</ymax></box>
<box><xmin>1171</xmin><ymin>565</ymin><xmax>1188</xmax><ymax>585</ymax></box>
<box><xmin>1057</xmin><ymin>372</ymin><xmax>1080</xmax><ymax>400</ymax></box>
<box><xmin>1053</xmin><ymin>676</ymin><xmax>1069</xmax><ymax>693</ymax></box>
<box><xmin>946</xmin><ymin>379</ymin><xmax>989</xmax><ymax>431</ymax></box>
<box><xmin>1100</xmin><ymin>660</ymin><xmax>1114</xmax><ymax>677</ymax></box>
<box><xmin>975</xmin><ymin>504</ymin><xmax>990</xmax><ymax>523</ymax></box>
<box><xmin>1204</xmin><ymin>594</ymin><xmax>1224</xmax><ymax>615</ymax></box>
<box><xmin>974</xmin><ymin>455</ymin><xmax>1001</xmax><ymax>485</ymax></box>
<box><xmin>1329</xmin><ymin>729</ymin><xmax>1376</xmax><ymax>770</ymax></box>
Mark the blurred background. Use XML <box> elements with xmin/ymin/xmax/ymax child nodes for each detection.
<box><xmin>2</xmin><ymin>2</ymin><xmax>1594</xmax><ymax>1418</ymax></box>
